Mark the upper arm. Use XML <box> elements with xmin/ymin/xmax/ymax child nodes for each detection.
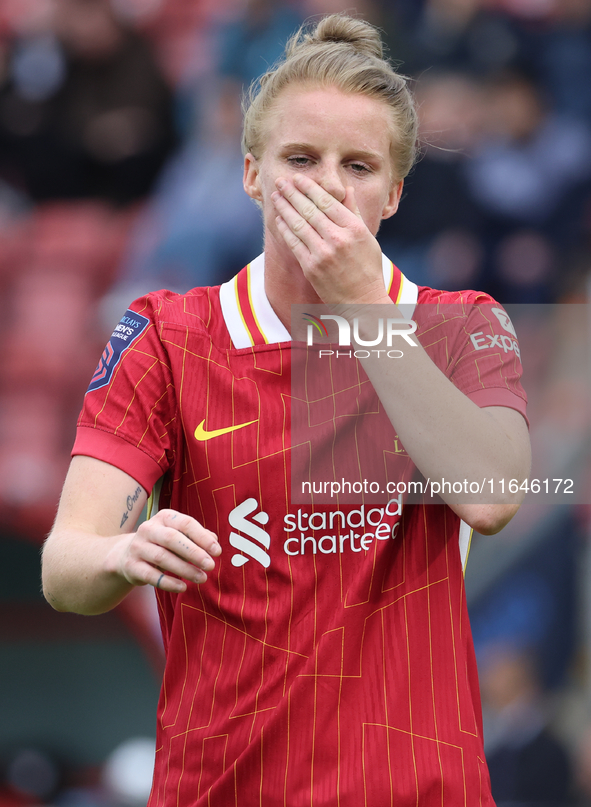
<box><xmin>52</xmin><ymin>455</ymin><xmax>148</xmax><ymax>538</ymax></box>
<box><xmin>455</xmin><ymin>405</ymin><xmax>531</xmax><ymax>535</ymax></box>
<box><xmin>483</xmin><ymin>405</ymin><xmax>531</xmax><ymax>477</ymax></box>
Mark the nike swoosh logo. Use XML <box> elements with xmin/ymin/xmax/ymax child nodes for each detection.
<box><xmin>194</xmin><ymin>418</ymin><xmax>258</xmax><ymax>441</ymax></box>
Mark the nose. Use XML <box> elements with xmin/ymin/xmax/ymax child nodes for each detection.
<box><xmin>315</xmin><ymin>161</ymin><xmax>346</xmax><ymax>203</ymax></box>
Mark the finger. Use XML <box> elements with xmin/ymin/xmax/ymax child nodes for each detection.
<box><xmin>154</xmin><ymin>571</ymin><xmax>185</xmax><ymax>592</ymax></box>
<box><xmin>274</xmin><ymin>179</ymin><xmax>336</xmax><ymax>238</ymax></box>
<box><xmin>291</xmin><ymin>174</ymin><xmax>355</xmax><ymax>227</ymax></box>
<box><xmin>124</xmin><ymin>531</ymin><xmax>213</xmax><ymax>587</ymax></box>
<box><xmin>139</xmin><ymin>562</ymin><xmax>188</xmax><ymax>593</ymax></box>
<box><xmin>142</xmin><ymin>534</ymin><xmax>215</xmax><ymax>578</ymax></box>
<box><xmin>275</xmin><ymin>213</ymin><xmax>313</xmax><ymax>263</ymax></box>
<box><xmin>121</xmin><ymin>555</ymin><xmax>189</xmax><ymax>592</ymax></box>
<box><xmin>157</xmin><ymin>510</ymin><xmax>221</xmax><ymax>558</ymax></box>
<box><xmin>137</xmin><ymin>526</ymin><xmax>218</xmax><ymax>581</ymax></box>
<box><xmin>272</xmin><ymin>189</ymin><xmax>324</xmax><ymax>250</ymax></box>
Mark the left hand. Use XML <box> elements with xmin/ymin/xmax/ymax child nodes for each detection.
<box><xmin>271</xmin><ymin>174</ymin><xmax>388</xmax><ymax>306</ymax></box>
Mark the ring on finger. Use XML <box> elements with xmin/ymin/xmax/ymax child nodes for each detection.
<box><xmin>156</xmin><ymin>573</ymin><xmax>165</xmax><ymax>589</ymax></box>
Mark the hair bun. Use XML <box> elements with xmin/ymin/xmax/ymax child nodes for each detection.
<box><xmin>292</xmin><ymin>13</ymin><xmax>384</xmax><ymax>60</ymax></box>
<box><xmin>244</xmin><ymin>12</ymin><xmax>417</xmax><ymax>180</ymax></box>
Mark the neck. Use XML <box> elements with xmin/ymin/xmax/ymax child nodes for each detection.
<box><xmin>263</xmin><ymin>237</ymin><xmax>323</xmax><ymax>332</ymax></box>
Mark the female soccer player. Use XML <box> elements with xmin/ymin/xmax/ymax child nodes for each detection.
<box><xmin>42</xmin><ymin>14</ymin><xmax>530</xmax><ymax>806</ymax></box>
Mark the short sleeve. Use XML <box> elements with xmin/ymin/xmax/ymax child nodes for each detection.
<box><xmin>418</xmin><ymin>293</ymin><xmax>528</xmax><ymax>424</ymax></box>
<box><xmin>72</xmin><ymin>293</ymin><xmax>177</xmax><ymax>492</ymax></box>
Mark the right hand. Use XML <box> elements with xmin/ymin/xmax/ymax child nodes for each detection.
<box><xmin>108</xmin><ymin>509</ymin><xmax>222</xmax><ymax>593</ymax></box>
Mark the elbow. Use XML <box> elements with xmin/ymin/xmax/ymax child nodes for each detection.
<box><xmin>42</xmin><ymin>585</ymin><xmax>112</xmax><ymax>616</ymax></box>
<box><xmin>42</xmin><ymin>584</ymin><xmax>70</xmax><ymax>613</ymax></box>
<box><xmin>41</xmin><ymin>562</ymin><xmax>78</xmax><ymax>614</ymax></box>
<box><xmin>459</xmin><ymin>502</ymin><xmax>521</xmax><ymax>536</ymax></box>
<box><xmin>41</xmin><ymin>568</ymin><xmax>71</xmax><ymax>613</ymax></box>
<box><xmin>41</xmin><ymin>545</ymin><xmax>69</xmax><ymax>612</ymax></box>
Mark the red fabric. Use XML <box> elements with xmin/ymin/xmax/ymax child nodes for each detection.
<box><xmin>71</xmin><ymin>268</ymin><xmax>527</xmax><ymax>806</ymax></box>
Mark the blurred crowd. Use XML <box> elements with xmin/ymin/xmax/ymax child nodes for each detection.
<box><xmin>0</xmin><ymin>738</ymin><xmax>156</xmax><ymax>807</ymax></box>
<box><xmin>0</xmin><ymin>0</ymin><xmax>590</xmax><ymax>534</ymax></box>
<box><xmin>0</xmin><ymin>0</ymin><xmax>590</xmax><ymax>804</ymax></box>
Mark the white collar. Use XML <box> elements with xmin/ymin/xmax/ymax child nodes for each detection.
<box><xmin>219</xmin><ymin>253</ymin><xmax>418</xmax><ymax>349</ymax></box>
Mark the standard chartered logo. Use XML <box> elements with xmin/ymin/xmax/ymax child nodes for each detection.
<box><xmin>228</xmin><ymin>497</ymin><xmax>402</xmax><ymax>570</ymax></box>
<box><xmin>229</xmin><ymin>498</ymin><xmax>271</xmax><ymax>568</ymax></box>
<box><xmin>283</xmin><ymin>498</ymin><xmax>402</xmax><ymax>556</ymax></box>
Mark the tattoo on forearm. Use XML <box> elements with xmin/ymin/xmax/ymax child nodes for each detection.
<box><xmin>120</xmin><ymin>486</ymin><xmax>142</xmax><ymax>528</ymax></box>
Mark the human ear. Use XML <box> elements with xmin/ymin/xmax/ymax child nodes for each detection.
<box><xmin>381</xmin><ymin>179</ymin><xmax>404</xmax><ymax>220</ymax></box>
<box><xmin>243</xmin><ymin>153</ymin><xmax>263</xmax><ymax>201</ymax></box>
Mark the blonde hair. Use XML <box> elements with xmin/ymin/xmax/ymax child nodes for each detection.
<box><xmin>242</xmin><ymin>13</ymin><xmax>418</xmax><ymax>180</ymax></box>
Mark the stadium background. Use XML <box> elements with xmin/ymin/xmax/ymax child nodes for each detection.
<box><xmin>0</xmin><ymin>0</ymin><xmax>589</xmax><ymax>803</ymax></box>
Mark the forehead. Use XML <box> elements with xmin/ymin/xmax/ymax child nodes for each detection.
<box><xmin>262</xmin><ymin>84</ymin><xmax>394</xmax><ymax>156</ymax></box>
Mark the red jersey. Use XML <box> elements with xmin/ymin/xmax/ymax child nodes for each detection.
<box><xmin>74</xmin><ymin>254</ymin><xmax>527</xmax><ymax>807</ymax></box>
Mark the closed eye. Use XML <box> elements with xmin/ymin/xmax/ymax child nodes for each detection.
<box><xmin>287</xmin><ymin>156</ymin><xmax>312</xmax><ymax>168</ymax></box>
<box><xmin>349</xmin><ymin>162</ymin><xmax>371</xmax><ymax>174</ymax></box>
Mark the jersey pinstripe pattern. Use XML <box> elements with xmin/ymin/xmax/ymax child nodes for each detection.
<box><xmin>74</xmin><ymin>255</ymin><xmax>527</xmax><ymax>806</ymax></box>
